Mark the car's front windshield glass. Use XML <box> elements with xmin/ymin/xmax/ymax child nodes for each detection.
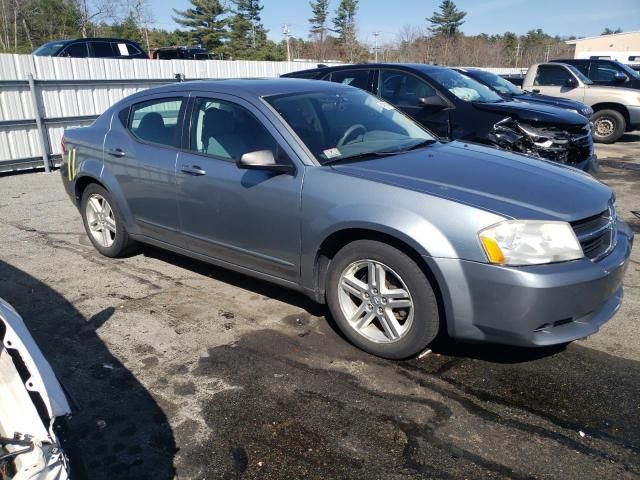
<box><xmin>428</xmin><ymin>68</ymin><xmax>503</xmax><ymax>103</ymax></box>
<box><xmin>467</xmin><ymin>69</ymin><xmax>524</xmax><ymax>96</ymax></box>
<box><xmin>615</xmin><ymin>61</ymin><xmax>640</xmax><ymax>79</ymax></box>
<box><xmin>33</xmin><ymin>41</ymin><xmax>67</xmax><ymax>56</ymax></box>
<box><xmin>265</xmin><ymin>88</ymin><xmax>435</xmax><ymax>164</ymax></box>
<box><xmin>566</xmin><ymin>65</ymin><xmax>593</xmax><ymax>84</ymax></box>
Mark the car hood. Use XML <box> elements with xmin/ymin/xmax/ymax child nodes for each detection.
<box><xmin>473</xmin><ymin>100</ymin><xmax>588</xmax><ymax>125</ymax></box>
<box><xmin>511</xmin><ymin>92</ymin><xmax>588</xmax><ymax>112</ymax></box>
<box><xmin>330</xmin><ymin>141</ymin><xmax>612</xmax><ymax>221</ymax></box>
<box><xmin>0</xmin><ymin>297</ymin><xmax>70</xmax><ymax>479</ymax></box>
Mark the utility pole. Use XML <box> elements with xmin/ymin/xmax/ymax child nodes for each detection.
<box><xmin>373</xmin><ymin>31</ymin><xmax>380</xmax><ymax>62</ymax></box>
<box><xmin>251</xmin><ymin>24</ymin><xmax>256</xmax><ymax>49</ymax></box>
<box><xmin>283</xmin><ymin>24</ymin><xmax>291</xmax><ymax>62</ymax></box>
<box><xmin>515</xmin><ymin>40</ymin><xmax>521</xmax><ymax>68</ymax></box>
<box><xmin>545</xmin><ymin>44</ymin><xmax>551</xmax><ymax>62</ymax></box>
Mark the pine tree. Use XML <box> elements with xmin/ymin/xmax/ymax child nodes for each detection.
<box><xmin>427</xmin><ymin>0</ymin><xmax>466</xmax><ymax>37</ymax></box>
<box><xmin>309</xmin><ymin>0</ymin><xmax>329</xmax><ymax>60</ymax></box>
<box><xmin>227</xmin><ymin>0</ymin><xmax>267</xmax><ymax>59</ymax></box>
<box><xmin>332</xmin><ymin>0</ymin><xmax>358</xmax><ymax>61</ymax></box>
<box><xmin>172</xmin><ymin>0</ymin><xmax>227</xmax><ymax>51</ymax></box>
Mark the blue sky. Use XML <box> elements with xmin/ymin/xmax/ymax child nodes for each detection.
<box><xmin>150</xmin><ymin>0</ymin><xmax>640</xmax><ymax>45</ymax></box>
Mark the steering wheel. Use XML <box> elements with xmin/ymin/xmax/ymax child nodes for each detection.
<box><xmin>337</xmin><ymin>124</ymin><xmax>367</xmax><ymax>148</ymax></box>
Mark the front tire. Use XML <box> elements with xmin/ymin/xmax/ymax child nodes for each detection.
<box><xmin>592</xmin><ymin>109</ymin><xmax>625</xmax><ymax>144</ymax></box>
<box><xmin>326</xmin><ymin>240</ymin><xmax>440</xmax><ymax>359</ymax></box>
<box><xmin>81</xmin><ymin>184</ymin><xmax>134</xmax><ymax>257</ymax></box>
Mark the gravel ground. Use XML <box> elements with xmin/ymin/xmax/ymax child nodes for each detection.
<box><xmin>0</xmin><ymin>137</ymin><xmax>638</xmax><ymax>479</ymax></box>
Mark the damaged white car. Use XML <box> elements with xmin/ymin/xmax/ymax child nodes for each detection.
<box><xmin>0</xmin><ymin>298</ymin><xmax>70</xmax><ymax>480</ymax></box>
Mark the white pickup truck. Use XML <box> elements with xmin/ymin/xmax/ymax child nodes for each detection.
<box><xmin>522</xmin><ymin>62</ymin><xmax>640</xmax><ymax>143</ymax></box>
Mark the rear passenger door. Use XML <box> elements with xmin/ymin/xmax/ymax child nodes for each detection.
<box><xmin>176</xmin><ymin>93</ymin><xmax>304</xmax><ymax>282</ymax></box>
<box><xmin>103</xmin><ymin>94</ymin><xmax>187</xmax><ymax>244</ymax></box>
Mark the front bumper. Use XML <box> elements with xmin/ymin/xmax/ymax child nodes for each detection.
<box><xmin>627</xmin><ymin>105</ymin><xmax>640</xmax><ymax>130</ymax></box>
<box><xmin>425</xmin><ymin>220</ymin><xmax>633</xmax><ymax>347</ymax></box>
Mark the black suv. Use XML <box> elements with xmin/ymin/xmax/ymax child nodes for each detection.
<box><xmin>551</xmin><ymin>59</ymin><xmax>640</xmax><ymax>90</ymax></box>
<box><xmin>33</xmin><ymin>38</ymin><xmax>147</xmax><ymax>59</ymax></box>
<box><xmin>282</xmin><ymin>63</ymin><xmax>597</xmax><ymax>172</ymax></box>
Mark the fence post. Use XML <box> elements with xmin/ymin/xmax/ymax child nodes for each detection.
<box><xmin>28</xmin><ymin>73</ymin><xmax>50</xmax><ymax>173</ymax></box>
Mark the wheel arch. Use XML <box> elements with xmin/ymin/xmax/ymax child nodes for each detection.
<box><xmin>310</xmin><ymin>227</ymin><xmax>449</xmax><ymax>335</ymax></box>
<box><xmin>591</xmin><ymin>102</ymin><xmax>630</xmax><ymax>127</ymax></box>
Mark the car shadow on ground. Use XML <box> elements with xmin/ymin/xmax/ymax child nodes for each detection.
<box><xmin>0</xmin><ymin>260</ymin><xmax>177</xmax><ymax>480</ymax></box>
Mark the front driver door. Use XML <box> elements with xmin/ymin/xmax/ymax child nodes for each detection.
<box><xmin>176</xmin><ymin>94</ymin><xmax>304</xmax><ymax>283</ymax></box>
<box><xmin>531</xmin><ymin>65</ymin><xmax>585</xmax><ymax>103</ymax></box>
<box><xmin>378</xmin><ymin>69</ymin><xmax>450</xmax><ymax>138</ymax></box>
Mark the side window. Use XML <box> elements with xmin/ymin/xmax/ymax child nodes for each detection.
<box><xmin>190</xmin><ymin>98</ymin><xmax>279</xmax><ymax>161</ymax></box>
<box><xmin>329</xmin><ymin>69</ymin><xmax>370</xmax><ymax>90</ymax></box>
<box><xmin>91</xmin><ymin>41</ymin><xmax>114</xmax><ymax>58</ymax></box>
<box><xmin>592</xmin><ymin>61</ymin><xmax>625</xmax><ymax>81</ymax></box>
<box><xmin>128</xmin><ymin>98</ymin><xmax>183</xmax><ymax>148</ymax></box>
<box><xmin>61</xmin><ymin>42</ymin><xmax>88</xmax><ymax>58</ymax></box>
<box><xmin>112</xmin><ymin>42</ymin><xmax>139</xmax><ymax>57</ymax></box>
<box><xmin>380</xmin><ymin>70</ymin><xmax>437</xmax><ymax>107</ymax></box>
<box><xmin>534</xmin><ymin>66</ymin><xmax>572</xmax><ymax>86</ymax></box>
<box><xmin>570</xmin><ymin>61</ymin><xmax>589</xmax><ymax>75</ymax></box>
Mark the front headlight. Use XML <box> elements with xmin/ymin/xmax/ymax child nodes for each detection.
<box><xmin>479</xmin><ymin>220</ymin><xmax>584</xmax><ymax>265</ymax></box>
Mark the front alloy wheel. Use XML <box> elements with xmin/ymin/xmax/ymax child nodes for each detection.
<box><xmin>338</xmin><ymin>260</ymin><xmax>414</xmax><ymax>343</ymax></box>
<box><xmin>326</xmin><ymin>240</ymin><xmax>440</xmax><ymax>359</ymax></box>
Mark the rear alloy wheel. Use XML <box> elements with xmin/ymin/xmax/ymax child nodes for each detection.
<box><xmin>326</xmin><ymin>240</ymin><xmax>440</xmax><ymax>359</ymax></box>
<box><xmin>592</xmin><ymin>109</ymin><xmax>625</xmax><ymax>144</ymax></box>
<box><xmin>81</xmin><ymin>184</ymin><xmax>134</xmax><ymax>257</ymax></box>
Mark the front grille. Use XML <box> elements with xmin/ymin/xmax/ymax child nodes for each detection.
<box><xmin>571</xmin><ymin>205</ymin><xmax>616</xmax><ymax>261</ymax></box>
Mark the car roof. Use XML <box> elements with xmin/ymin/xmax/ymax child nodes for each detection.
<box><xmin>46</xmin><ymin>37</ymin><xmax>139</xmax><ymax>43</ymax></box>
<box><xmin>129</xmin><ymin>77</ymin><xmax>356</xmax><ymax>99</ymax></box>
<box><xmin>288</xmin><ymin>63</ymin><xmax>455</xmax><ymax>76</ymax></box>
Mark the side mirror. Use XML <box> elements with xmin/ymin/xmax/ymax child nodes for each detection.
<box><xmin>565</xmin><ymin>77</ymin><xmax>578</xmax><ymax>88</ymax></box>
<box><xmin>237</xmin><ymin>150</ymin><xmax>294</xmax><ymax>175</ymax></box>
<box><xmin>613</xmin><ymin>72</ymin><xmax>627</xmax><ymax>84</ymax></box>
<box><xmin>418</xmin><ymin>95</ymin><xmax>447</xmax><ymax>110</ymax></box>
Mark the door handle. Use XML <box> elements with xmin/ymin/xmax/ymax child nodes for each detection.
<box><xmin>181</xmin><ymin>165</ymin><xmax>207</xmax><ymax>176</ymax></box>
<box><xmin>108</xmin><ymin>148</ymin><xmax>126</xmax><ymax>158</ymax></box>
<box><xmin>532</xmin><ymin>89</ymin><xmax>540</xmax><ymax>93</ymax></box>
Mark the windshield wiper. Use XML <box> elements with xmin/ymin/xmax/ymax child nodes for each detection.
<box><xmin>323</xmin><ymin>140</ymin><xmax>437</xmax><ymax>165</ymax></box>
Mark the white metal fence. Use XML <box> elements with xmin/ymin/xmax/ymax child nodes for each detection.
<box><xmin>0</xmin><ymin>53</ymin><xmax>525</xmax><ymax>172</ymax></box>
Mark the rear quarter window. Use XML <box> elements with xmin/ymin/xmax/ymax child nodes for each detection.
<box><xmin>128</xmin><ymin>98</ymin><xmax>183</xmax><ymax>148</ymax></box>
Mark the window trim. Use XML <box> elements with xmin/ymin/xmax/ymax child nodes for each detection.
<box><xmin>377</xmin><ymin>68</ymin><xmax>452</xmax><ymax>109</ymax></box>
<box><xmin>60</xmin><ymin>41</ymin><xmax>89</xmax><ymax>58</ymax></box>
<box><xmin>184</xmin><ymin>95</ymin><xmax>296</xmax><ymax>171</ymax></box>
<box><xmin>125</xmin><ymin>96</ymin><xmax>187</xmax><ymax>151</ymax></box>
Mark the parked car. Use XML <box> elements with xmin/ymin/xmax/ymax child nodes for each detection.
<box><xmin>523</xmin><ymin>62</ymin><xmax>640</xmax><ymax>143</ymax></box>
<box><xmin>60</xmin><ymin>79</ymin><xmax>633</xmax><ymax>359</ymax></box>
<box><xmin>33</xmin><ymin>38</ymin><xmax>147</xmax><ymax>59</ymax></box>
<box><xmin>282</xmin><ymin>64</ymin><xmax>597</xmax><ymax>172</ymax></box>
<box><xmin>152</xmin><ymin>46</ymin><xmax>212</xmax><ymax>60</ymax></box>
<box><xmin>453</xmin><ymin>67</ymin><xmax>593</xmax><ymax>118</ymax></box>
<box><xmin>551</xmin><ymin>58</ymin><xmax>640</xmax><ymax>90</ymax></box>
<box><xmin>0</xmin><ymin>297</ymin><xmax>71</xmax><ymax>479</ymax></box>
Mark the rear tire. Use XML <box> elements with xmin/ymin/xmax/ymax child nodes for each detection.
<box><xmin>592</xmin><ymin>109</ymin><xmax>625</xmax><ymax>143</ymax></box>
<box><xmin>81</xmin><ymin>184</ymin><xmax>135</xmax><ymax>257</ymax></box>
<box><xmin>326</xmin><ymin>240</ymin><xmax>440</xmax><ymax>360</ymax></box>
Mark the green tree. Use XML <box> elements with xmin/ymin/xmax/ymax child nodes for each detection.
<box><xmin>309</xmin><ymin>0</ymin><xmax>329</xmax><ymax>58</ymax></box>
<box><xmin>601</xmin><ymin>27</ymin><xmax>622</xmax><ymax>35</ymax></box>
<box><xmin>111</xmin><ymin>13</ymin><xmax>141</xmax><ymax>41</ymax></box>
<box><xmin>227</xmin><ymin>0</ymin><xmax>268</xmax><ymax>59</ymax></box>
<box><xmin>332</xmin><ymin>0</ymin><xmax>358</xmax><ymax>61</ymax></box>
<box><xmin>427</xmin><ymin>0</ymin><xmax>466</xmax><ymax>37</ymax></box>
<box><xmin>172</xmin><ymin>0</ymin><xmax>227</xmax><ymax>51</ymax></box>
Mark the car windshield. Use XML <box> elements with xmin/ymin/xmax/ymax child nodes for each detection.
<box><xmin>428</xmin><ymin>68</ymin><xmax>503</xmax><ymax>103</ymax></box>
<box><xmin>33</xmin><ymin>41</ymin><xmax>68</xmax><ymax>56</ymax></box>
<box><xmin>566</xmin><ymin>65</ymin><xmax>593</xmax><ymax>84</ymax></box>
<box><xmin>265</xmin><ymin>88</ymin><xmax>435</xmax><ymax>164</ymax></box>
<box><xmin>465</xmin><ymin>69</ymin><xmax>524</xmax><ymax>96</ymax></box>
<box><xmin>614</xmin><ymin>61</ymin><xmax>640</xmax><ymax>79</ymax></box>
